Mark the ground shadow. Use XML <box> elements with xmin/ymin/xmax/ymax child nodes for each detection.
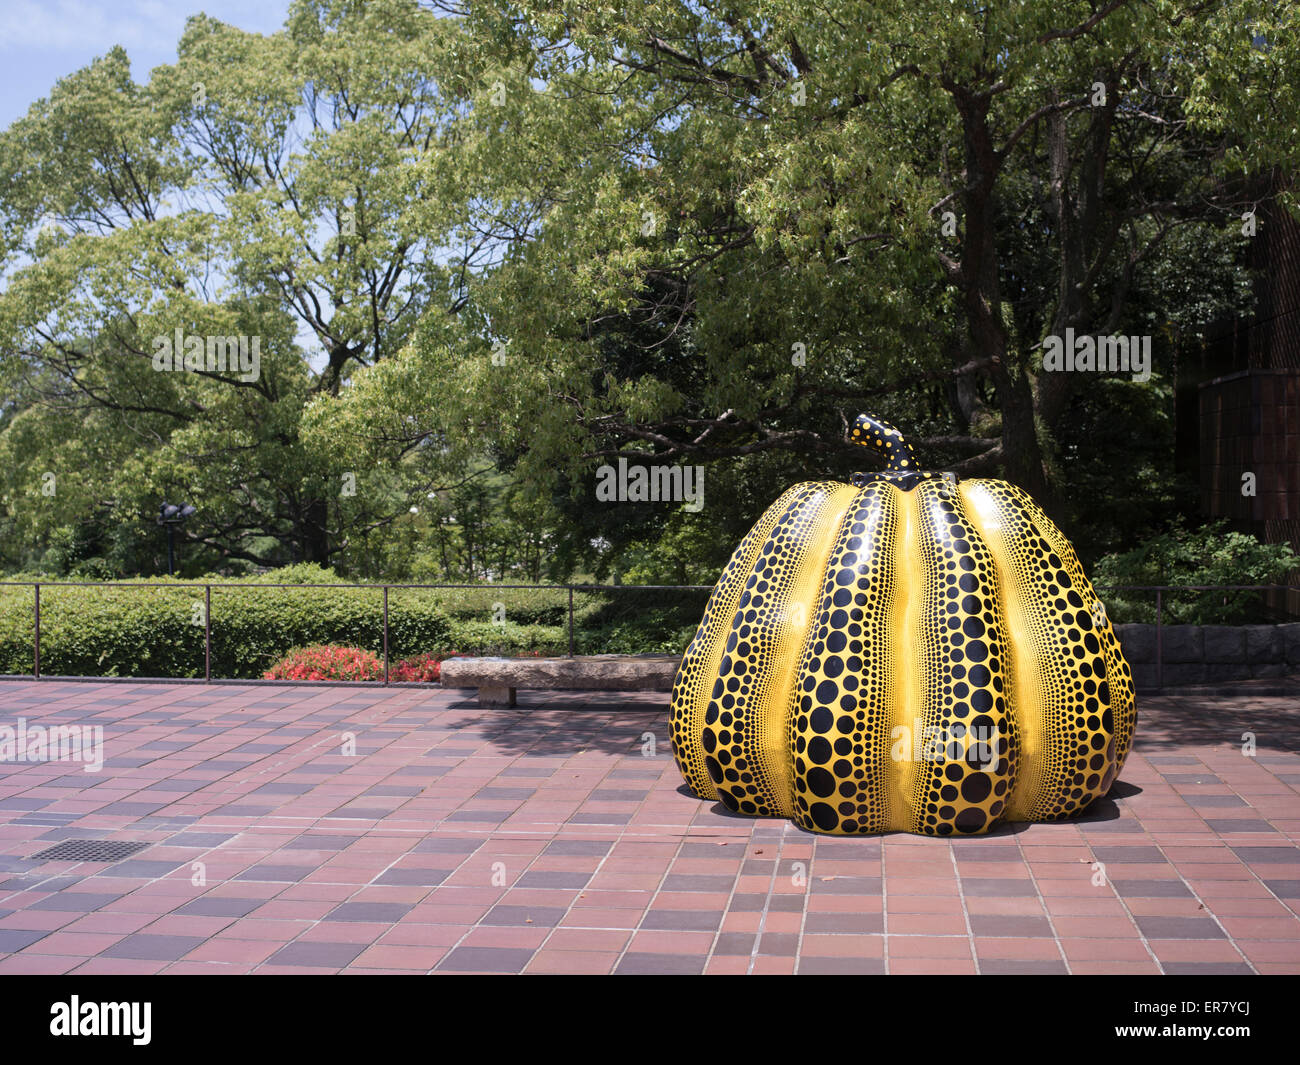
<box><xmin>1131</xmin><ymin>695</ymin><xmax>1300</xmax><ymax>754</ymax></box>
<box><xmin>682</xmin><ymin>787</ymin><xmax>1119</xmax><ymax>835</ymax></box>
<box><xmin>1109</xmin><ymin>779</ymin><xmax>1142</xmax><ymax>799</ymax></box>
<box><xmin>459</xmin><ymin>691</ymin><xmax>672</xmax><ymax>759</ymax></box>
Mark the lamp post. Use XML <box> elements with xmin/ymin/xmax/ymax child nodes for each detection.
<box><xmin>157</xmin><ymin>503</ymin><xmax>196</xmax><ymax>576</ymax></box>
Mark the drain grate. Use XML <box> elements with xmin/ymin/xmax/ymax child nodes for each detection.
<box><xmin>29</xmin><ymin>839</ymin><xmax>151</xmax><ymax>862</ymax></box>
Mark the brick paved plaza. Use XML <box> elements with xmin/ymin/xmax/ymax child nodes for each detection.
<box><xmin>0</xmin><ymin>680</ymin><xmax>1296</xmax><ymax>974</ymax></box>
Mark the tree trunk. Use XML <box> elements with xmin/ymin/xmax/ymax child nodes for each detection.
<box><xmin>299</xmin><ymin>497</ymin><xmax>331</xmax><ymax>565</ymax></box>
<box><xmin>951</xmin><ymin>83</ymin><xmax>1051</xmax><ymax>503</ymax></box>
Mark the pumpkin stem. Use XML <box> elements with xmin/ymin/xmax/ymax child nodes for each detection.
<box><xmin>850</xmin><ymin>413</ymin><xmax>917</xmax><ymax>472</ymax></box>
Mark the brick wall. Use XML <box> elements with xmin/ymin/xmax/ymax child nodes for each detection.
<box><xmin>1200</xmin><ymin>369</ymin><xmax>1300</xmax><ymax>522</ymax></box>
<box><xmin>1199</xmin><ymin>369</ymin><xmax>1300</xmax><ymax>614</ymax></box>
<box><xmin>1247</xmin><ymin>176</ymin><xmax>1300</xmax><ymax>370</ymax></box>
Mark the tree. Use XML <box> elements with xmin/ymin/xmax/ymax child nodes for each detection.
<box><xmin>4</xmin><ymin>0</ymin><xmax>1296</xmax><ymax>580</ymax></box>
<box><xmin>0</xmin><ymin>1</ymin><xmax>483</xmax><ymax>571</ymax></box>
<box><xmin>331</xmin><ymin>0</ymin><xmax>1297</xmax><ymax>521</ymax></box>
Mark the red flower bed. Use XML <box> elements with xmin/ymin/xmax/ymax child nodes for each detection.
<box><xmin>265</xmin><ymin>648</ymin><xmax>542</xmax><ymax>683</ymax></box>
<box><xmin>263</xmin><ymin>645</ymin><xmax>384</xmax><ymax>682</ymax></box>
<box><xmin>390</xmin><ymin>652</ymin><xmax>447</xmax><ymax>682</ymax></box>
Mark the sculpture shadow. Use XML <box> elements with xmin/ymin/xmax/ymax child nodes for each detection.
<box><xmin>684</xmin><ymin>784</ymin><xmax>1136</xmax><ymax>831</ymax></box>
<box><xmin>1108</xmin><ymin>779</ymin><xmax>1142</xmax><ymax>800</ymax></box>
<box><xmin>1069</xmin><ymin>785</ymin><xmax>1137</xmax><ymax>824</ymax></box>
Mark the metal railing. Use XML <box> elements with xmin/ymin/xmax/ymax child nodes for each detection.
<box><xmin>0</xmin><ymin>579</ymin><xmax>1294</xmax><ymax>690</ymax></box>
<box><xmin>0</xmin><ymin>580</ymin><xmax>712</xmax><ymax>685</ymax></box>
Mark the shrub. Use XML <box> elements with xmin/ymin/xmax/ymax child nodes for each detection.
<box><xmin>441</xmin><ymin>619</ymin><xmax>567</xmax><ymax>656</ymax></box>
<box><xmin>264</xmin><ymin>645</ymin><xmax>384</xmax><ymax>681</ymax></box>
<box><xmin>1094</xmin><ymin>518</ymin><xmax>1300</xmax><ymax>623</ymax></box>
<box><xmin>0</xmin><ymin>576</ymin><xmax>450</xmax><ymax>679</ymax></box>
<box><xmin>415</xmin><ymin>586</ymin><xmax>589</xmax><ymax>626</ymax></box>
<box><xmin>0</xmin><ymin>571</ymin><xmax>709</xmax><ymax>680</ymax></box>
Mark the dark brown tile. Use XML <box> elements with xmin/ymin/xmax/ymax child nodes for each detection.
<box><xmin>1134</xmin><ymin>916</ymin><xmax>1226</xmax><ymax>939</ymax></box>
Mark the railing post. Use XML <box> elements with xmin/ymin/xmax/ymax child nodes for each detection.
<box><xmin>568</xmin><ymin>585</ymin><xmax>575</xmax><ymax>658</ymax></box>
<box><xmin>383</xmin><ymin>585</ymin><xmax>390</xmax><ymax>684</ymax></box>
<box><xmin>1155</xmin><ymin>588</ymin><xmax>1163</xmax><ymax>691</ymax></box>
<box><xmin>204</xmin><ymin>584</ymin><xmax>212</xmax><ymax>682</ymax></box>
<box><xmin>33</xmin><ymin>583</ymin><xmax>40</xmax><ymax>680</ymax></box>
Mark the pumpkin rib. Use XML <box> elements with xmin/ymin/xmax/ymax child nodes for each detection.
<box><xmin>670</xmin><ymin>482</ymin><xmax>818</xmax><ymax>802</ymax></box>
<box><xmin>684</xmin><ymin>482</ymin><xmax>857</xmax><ymax>818</ymax></box>
<box><xmin>894</xmin><ymin>483</ymin><xmax>925</xmax><ymax>832</ymax></box>
<box><xmin>905</xmin><ymin>480</ymin><xmax>1018</xmax><ymax>835</ymax></box>
<box><xmin>989</xmin><ymin>481</ymin><xmax>1130</xmax><ymax>816</ymax></box>
<box><xmin>962</xmin><ymin>480</ymin><xmax>1104</xmax><ymax>822</ymax></box>
<box><xmin>1099</xmin><ymin>626</ymin><xmax>1138</xmax><ymax>781</ymax></box>
<box><xmin>1008</xmin><ymin>483</ymin><xmax>1133</xmax><ymax>790</ymax></box>
<box><xmin>888</xmin><ymin>481</ymin><xmax>919</xmax><ymax>832</ymax></box>
<box><xmin>788</xmin><ymin>481</ymin><xmax>901</xmax><ymax>834</ymax></box>
<box><xmin>710</xmin><ymin>482</ymin><xmax>857</xmax><ymax>819</ymax></box>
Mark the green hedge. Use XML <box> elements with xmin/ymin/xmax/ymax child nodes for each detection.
<box><xmin>0</xmin><ymin>580</ymin><xmax>450</xmax><ymax>679</ymax></box>
<box><xmin>0</xmin><ymin>571</ymin><xmax>711</xmax><ymax>679</ymax></box>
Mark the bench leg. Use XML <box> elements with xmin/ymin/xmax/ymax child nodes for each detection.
<box><xmin>479</xmin><ymin>685</ymin><xmax>517</xmax><ymax>708</ymax></box>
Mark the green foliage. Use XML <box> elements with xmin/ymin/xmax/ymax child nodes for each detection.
<box><xmin>0</xmin><ymin>572</ymin><xmax>712</xmax><ymax>677</ymax></box>
<box><xmin>2</xmin><ymin>1</ymin><xmax>1299</xmax><ymax>597</ymax></box>
<box><xmin>0</xmin><ymin>0</ymin><xmax>477</xmax><ymax>574</ymax></box>
<box><xmin>575</xmin><ymin>620</ymin><xmax>700</xmax><ymax>656</ymax></box>
<box><xmin>1094</xmin><ymin>520</ymin><xmax>1300</xmax><ymax>624</ymax></box>
<box><xmin>345</xmin><ymin>464</ymin><xmax>562</xmax><ymax>582</ymax></box>
<box><xmin>310</xmin><ymin>0</ymin><xmax>1298</xmax><ymax>567</ymax></box>
<box><xmin>1051</xmin><ymin>376</ymin><xmax>1197</xmax><ymax>567</ymax></box>
<box><xmin>0</xmin><ymin>575</ymin><xmax>450</xmax><ymax>678</ymax></box>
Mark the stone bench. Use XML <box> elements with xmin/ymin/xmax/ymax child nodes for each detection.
<box><xmin>439</xmin><ymin>654</ymin><xmax>680</xmax><ymax>707</ymax></box>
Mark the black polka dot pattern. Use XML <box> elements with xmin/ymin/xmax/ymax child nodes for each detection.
<box><xmin>670</xmin><ymin>482</ymin><xmax>820</xmax><ymax>801</ymax></box>
<box><xmin>906</xmin><ymin>478</ymin><xmax>1018</xmax><ymax>835</ymax></box>
<box><xmin>788</xmin><ymin>483</ymin><xmax>898</xmax><ymax>834</ymax></box>
<box><xmin>963</xmin><ymin>480</ymin><xmax>1137</xmax><ymax>814</ymax></box>
<box><xmin>694</xmin><ymin>482</ymin><xmax>858</xmax><ymax>819</ymax></box>
<box><xmin>669</xmin><ymin>465</ymin><xmax>1137</xmax><ymax>836</ymax></box>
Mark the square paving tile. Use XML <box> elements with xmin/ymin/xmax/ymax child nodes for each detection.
<box><xmin>29</xmin><ymin>893</ymin><xmax>125</xmax><ymax>912</ymax></box>
<box><xmin>438</xmin><ymin>947</ymin><xmax>535</xmax><ymax>973</ymax></box>
<box><xmin>234</xmin><ymin>865</ymin><xmax>313</xmax><ymax>882</ymax></box>
<box><xmin>798</xmin><ymin>957</ymin><xmax>886</xmax><ymax>974</ymax></box>
<box><xmin>373</xmin><ymin>868</ymin><xmax>451</xmax><ymax>887</ymax></box>
<box><xmin>960</xmin><ymin>878</ymin><xmax>1038</xmax><ymax>898</ymax></box>
<box><xmin>174</xmin><ymin>897</ymin><xmax>264</xmax><ymax>918</ymax></box>
<box><xmin>968</xmin><ymin>915</ymin><xmax>1054</xmax><ymax>937</ymax></box>
<box><xmin>324</xmin><ymin>902</ymin><xmax>414</xmax><ymax>923</ymax></box>
<box><xmin>1134</xmin><ymin>916</ymin><xmax>1227</xmax><ymax>940</ymax></box>
<box><xmin>1232</xmin><ymin>847</ymin><xmax>1299</xmax><ymax>864</ymax></box>
<box><xmin>614</xmin><ymin>953</ymin><xmax>705</xmax><ymax>975</ymax></box>
<box><xmin>102</xmin><ymin>935</ymin><xmax>206</xmax><ymax>961</ymax></box>
<box><xmin>1205</xmin><ymin>819</ymin><xmax>1275</xmax><ymax>834</ymax></box>
<box><xmin>479</xmin><ymin>905</ymin><xmax>568</xmax><ymax>927</ymax></box>
<box><xmin>979</xmin><ymin>959</ymin><xmax>1068</xmax><ymax>974</ymax></box>
<box><xmin>268</xmin><ymin>941</ymin><xmax>366</xmax><ymax>967</ymax></box>
<box><xmin>544</xmin><ymin>840</ymin><xmax>614</xmax><ymax>856</ymax></box>
<box><xmin>1112</xmin><ymin>879</ymin><xmax>1194</xmax><ymax>897</ymax></box>
<box><xmin>640</xmin><ymin>910</ymin><xmax>723</xmax><ymax>932</ymax></box>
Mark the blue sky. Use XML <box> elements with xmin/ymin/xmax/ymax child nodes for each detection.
<box><xmin>0</xmin><ymin>0</ymin><xmax>291</xmax><ymax>128</ymax></box>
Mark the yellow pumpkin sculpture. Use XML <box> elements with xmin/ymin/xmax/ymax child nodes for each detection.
<box><xmin>669</xmin><ymin>414</ymin><xmax>1137</xmax><ymax>836</ymax></box>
